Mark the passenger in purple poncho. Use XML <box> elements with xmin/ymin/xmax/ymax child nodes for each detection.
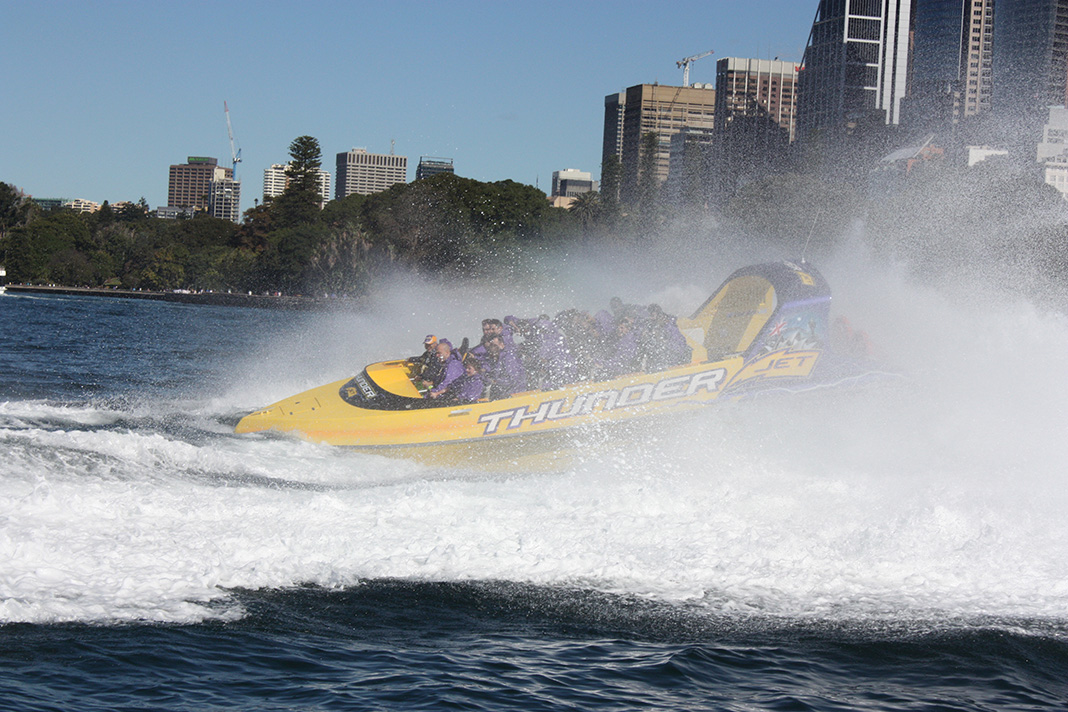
<box><xmin>469</xmin><ymin>318</ymin><xmax>514</xmax><ymax>367</ymax></box>
<box><xmin>484</xmin><ymin>334</ymin><xmax>527</xmax><ymax>398</ymax></box>
<box><xmin>506</xmin><ymin>315</ymin><xmax>577</xmax><ymax>389</ymax></box>
<box><xmin>604</xmin><ymin>315</ymin><xmax>642</xmax><ymax>377</ymax></box>
<box><xmin>426</xmin><ymin>339</ymin><xmax>465</xmax><ymax>399</ymax></box>
<box><xmin>642</xmin><ymin>304</ymin><xmax>692</xmax><ymax>371</ymax></box>
<box><xmin>445</xmin><ymin>359</ymin><xmax>486</xmax><ymax>403</ymax></box>
<box><xmin>593</xmin><ymin>309</ymin><xmax>616</xmax><ymax>342</ymax></box>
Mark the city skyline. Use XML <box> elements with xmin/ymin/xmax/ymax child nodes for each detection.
<box><xmin>0</xmin><ymin>0</ymin><xmax>814</xmax><ymax>209</ymax></box>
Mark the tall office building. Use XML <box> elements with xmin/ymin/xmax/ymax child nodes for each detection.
<box><xmin>1038</xmin><ymin>106</ymin><xmax>1068</xmax><ymax>197</ymax></box>
<box><xmin>415</xmin><ymin>157</ymin><xmax>455</xmax><ymax>181</ymax></box>
<box><xmin>709</xmin><ymin>57</ymin><xmax>799</xmax><ymax>202</ymax></box>
<box><xmin>797</xmin><ymin>0</ymin><xmax>914</xmax><ymax>141</ymax></box>
<box><xmin>335</xmin><ymin>148</ymin><xmax>408</xmax><ymax>198</ymax></box>
<box><xmin>993</xmin><ymin>0</ymin><xmax>1068</xmax><ymax>146</ymax></box>
<box><xmin>907</xmin><ymin>0</ymin><xmax>994</xmax><ymax>133</ymax></box>
<box><xmin>262</xmin><ymin>163</ymin><xmax>332</xmax><ymax>206</ymax></box>
<box><xmin>551</xmin><ymin>169</ymin><xmax>595</xmax><ymax>197</ymax></box>
<box><xmin>715</xmin><ymin>57</ymin><xmax>800</xmax><ymax>141</ymax></box>
<box><xmin>168</xmin><ymin>157</ymin><xmax>230</xmax><ymax>210</ymax></box>
<box><xmin>602</xmin><ymin>92</ymin><xmax>627</xmax><ymax>165</ymax></box>
<box><xmin>601</xmin><ymin>83</ymin><xmax>716</xmax><ymax>205</ymax></box>
<box><xmin>664</xmin><ymin>129</ymin><xmax>715</xmax><ymax>206</ymax></box>
<box><xmin>600</xmin><ymin>91</ymin><xmax>628</xmax><ymax>203</ymax></box>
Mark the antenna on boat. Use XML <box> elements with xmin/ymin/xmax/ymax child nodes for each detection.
<box><xmin>800</xmin><ymin>207</ymin><xmax>822</xmax><ymax>265</ymax></box>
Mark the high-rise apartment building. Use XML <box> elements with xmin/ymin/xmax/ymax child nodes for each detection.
<box><xmin>601</xmin><ymin>83</ymin><xmax>716</xmax><ymax>204</ymax></box>
<box><xmin>907</xmin><ymin>0</ymin><xmax>994</xmax><ymax>132</ymax></box>
<box><xmin>797</xmin><ymin>0</ymin><xmax>913</xmax><ymax>141</ymax></box>
<box><xmin>209</xmin><ymin>178</ymin><xmax>241</xmax><ymax>223</ymax></box>
<box><xmin>262</xmin><ymin>164</ymin><xmax>288</xmax><ymax>200</ymax></box>
<box><xmin>262</xmin><ymin>164</ymin><xmax>332</xmax><ymax>206</ymax></box>
<box><xmin>168</xmin><ymin>157</ymin><xmax>230</xmax><ymax>210</ymax></box>
<box><xmin>335</xmin><ymin>148</ymin><xmax>408</xmax><ymax>198</ymax></box>
<box><xmin>415</xmin><ymin>157</ymin><xmax>455</xmax><ymax>181</ymax></box>
<box><xmin>993</xmin><ymin>0</ymin><xmax>1068</xmax><ymax>144</ymax></box>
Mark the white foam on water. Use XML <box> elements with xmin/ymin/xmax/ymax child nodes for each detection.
<box><xmin>0</xmin><ymin>400</ymin><xmax>125</xmax><ymax>428</ymax></box>
<box><xmin>2</xmin><ymin>249</ymin><xmax>1068</xmax><ymax>625</ymax></box>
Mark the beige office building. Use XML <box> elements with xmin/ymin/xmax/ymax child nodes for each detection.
<box><xmin>335</xmin><ymin>149</ymin><xmax>408</xmax><ymax>198</ymax></box>
<box><xmin>62</xmin><ymin>198</ymin><xmax>102</xmax><ymax>213</ymax></box>
<box><xmin>168</xmin><ymin>157</ymin><xmax>231</xmax><ymax>210</ymax></box>
<box><xmin>603</xmin><ymin>84</ymin><xmax>716</xmax><ymax>204</ymax></box>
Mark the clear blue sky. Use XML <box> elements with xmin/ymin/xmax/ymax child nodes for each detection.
<box><xmin>0</xmin><ymin>0</ymin><xmax>816</xmax><ymax>209</ymax></box>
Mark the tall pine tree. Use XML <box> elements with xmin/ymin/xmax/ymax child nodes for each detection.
<box><xmin>284</xmin><ymin>136</ymin><xmax>323</xmax><ymax>194</ymax></box>
<box><xmin>273</xmin><ymin>136</ymin><xmax>324</xmax><ymax>227</ymax></box>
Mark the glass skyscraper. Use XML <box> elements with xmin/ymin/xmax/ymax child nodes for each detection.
<box><xmin>908</xmin><ymin>0</ymin><xmax>995</xmax><ymax>133</ymax></box>
<box><xmin>797</xmin><ymin>0</ymin><xmax>913</xmax><ymax>140</ymax></box>
<box><xmin>993</xmin><ymin>0</ymin><xmax>1068</xmax><ymax>122</ymax></box>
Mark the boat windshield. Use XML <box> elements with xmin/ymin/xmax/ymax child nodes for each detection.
<box><xmin>338</xmin><ymin>362</ymin><xmax>442</xmax><ymax>411</ymax></box>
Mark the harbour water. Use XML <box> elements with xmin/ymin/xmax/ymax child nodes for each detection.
<box><xmin>2</xmin><ymin>255</ymin><xmax>1067</xmax><ymax>710</ymax></box>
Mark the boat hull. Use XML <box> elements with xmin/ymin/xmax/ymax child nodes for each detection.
<box><xmin>235</xmin><ymin>350</ymin><xmax>820</xmax><ymax>454</ymax></box>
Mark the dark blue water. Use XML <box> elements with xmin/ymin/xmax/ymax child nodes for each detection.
<box><xmin>2</xmin><ymin>286</ymin><xmax>1068</xmax><ymax>710</ymax></box>
<box><xmin>5</xmin><ymin>583</ymin><xmax>1068</xmax><ymax>711</ymax></box>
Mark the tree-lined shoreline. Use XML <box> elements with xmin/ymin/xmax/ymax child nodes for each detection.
<box><xmin>4</xmin><ymin>134</ymin><xmax>1068</xmax><ymax>299</ymax></box>
<box><xmin>2</xmin><ymin>284</ymin><xmax>345</xmax><ymax>310</ymax></box>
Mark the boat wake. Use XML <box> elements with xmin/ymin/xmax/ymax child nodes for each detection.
<box><xmin>2</xmin><ymin>370</ymin><xmax>1067</xmax><ymax>629</ymax></box>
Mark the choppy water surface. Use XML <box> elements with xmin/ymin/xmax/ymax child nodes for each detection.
<box><xmin>2</xmin><ymin>258</ymin><xmax>1067</xmax><ymax>710</ymax></box>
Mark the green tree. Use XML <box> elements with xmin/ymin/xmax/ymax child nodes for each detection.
<box><xmin>48</xmin><ymin>249</ymin><xmax>95</xmax><ymax>286</ymax></box>
<box><xmin>97</xmin><ymin>222</ymin><xmax>150</xmax><ymax>287</ymax></box>
<box><xmin>117</xmin><ymin>197</ymin><xmax>150</xmax><ymax>222</ymax></box>
<box><xmin>96</xmin><ymin>200</ymin><xmax>114</xmax><ymax>227</ymax></box>
<box><xmin>320</xmin><ymin>193</ymin><xmax>366</xmax><ymax>228</ymax></box>
<box><xmin>6</xmin><ymin>210</ymin><xmax>91</xmax><ymax>282</ymax></box>
<box><xmin>355</xmin><ymin>174</ymin><xmax>556</xmax><ymax>272</ymax></box>
<box><xmin>235</xmin><ymin>203</ymin><xmax>275</xmax><ymax>251</ymax></box>
<box><xmin>600</xmin><ymin>153</ymin><xmax>622</xmax><ymax>209</ymax></box>
<box><xmin>164</xmin><ymin>214</ymin><xmax>237</xmax><ymax>251</ymax></box>
<box><xmin>284</xmin><ymin>135</ymin><xmax>323</xmax><ymax>194</ymax></box>
<box><xmin>0</xmin><ymin>181</ymin><xmax>32</xmax><ymax>241</ymax></box>
<box><xmin>723</xmin><ymin>171</ymin><xmax>861</xmax><ymax>256</ymax></box>
<box><xmin>568</xmin><ymin>190</ymin><xmax>601</xmax><ymax>242</ymax></box>
<box><xmin>305</xmin><ymin>226</ymin><xmax>373</xmax><ymax>296</ymax></box>
<box><xmin>140</xmin><ymin>243</ymin><xmax>189</xmax><ymax>290</ymax></box>
<box><xmin>254</xmin><ymin>222</ymin><xmax>331</xmax><ymax>294</ymax></box>
<box><xmin>636</xmin><ymin>131</ymin><xmax>663</xmax><ymax>236</ymax></box>
<box><xmin>272</xmin><ymin>136</ymin><xmax>325</xmax><ymax>228</ymax></box>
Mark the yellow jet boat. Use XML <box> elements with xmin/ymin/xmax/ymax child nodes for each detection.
<box><xmin>236</xmin><ymin>261</ymin><xmax>849</xmax><ymax>467</ymax></box>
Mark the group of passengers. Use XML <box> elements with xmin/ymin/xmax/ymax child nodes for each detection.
<box><xmin>409</xmin><ymin>299</ymin><xmax>692</xmax><ymax>404</ymax></box>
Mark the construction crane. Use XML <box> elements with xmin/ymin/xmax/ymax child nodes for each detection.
<box><xmin>677</xmin><ymin>49</ymin><xmax>714</xmax><ymax>87</ymax></box>
<box><xmin>224</xmin><ymin>100</ymin><xmax>241</xmax><ymax>179</ymax></box>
